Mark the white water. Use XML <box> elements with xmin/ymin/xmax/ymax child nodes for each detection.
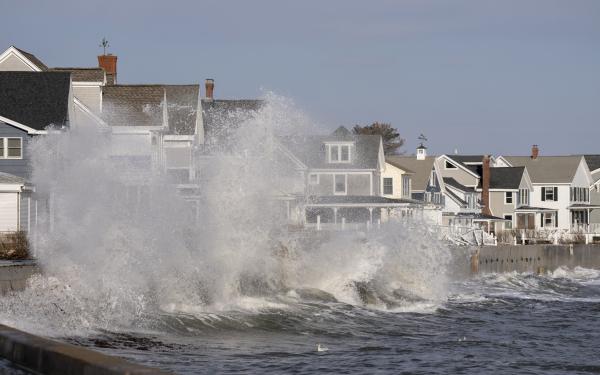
<box><xmin>0</xmin><ymin>95</ymin><xmax>451</xmax><ymax>337</ymax></box>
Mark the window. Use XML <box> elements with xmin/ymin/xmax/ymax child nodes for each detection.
<box><xmin>445</xmin><ymin>160</ymin><xmax>457</xmax><ymax>169</ymax></box>
<box><xmin>570</xmin><ymin>187</ymin><xmax>589</xmax><ymax>203</ymax></box>
<box><xmin>519</xmin><ymin>188</ymin><xmax>529</xmax><ymax>206</ymax></box>
<box><xmin>328</xmin><ymin>144</ymin><xmax>351</xmax><ymax>163</ymax></box>
<box><xmin>402</xmin><ymin>175</ymin><xmax>410</xmax><ymax>197</ymax></box>
<box><xmin>430</xmin><ymin>171</ymin><xmax>437</xmax><ymax>187</ymax></box>
<box><xmin>334</xmin><ymin>174</ymin><xmax>346</xmax><ymax>194</ymax></box>
<box><xmin>505</xmin><ymin>192</ymin><xmax>513</xmax><ymax>204</ymax></box>
<box><xmin>541</xmin><ymin>187</ymin><xmax>557</xmax><ymax>202</ymax></box>
<box><xmin>504</xmin><ymin>215</ymin><xmax>513</xmax><ymax>229</ymax></box>
<box><xmin>541</xmin><ymin>212</ymin><xmax>555</xmax><ymax>227</ymax></box>
<box><xmin>383</xmin><ymin>177</ymin><xmax>393</xmax><ymax>195</ymax></box>
<box><xmin>309</xmin><ymin>174</ymin><xmax>319</xmax><ymax>185</ymax></box>
<box><xmin>0</xmin><ymin>137</ymin><xmax>22</xmax><ymax>159</ymax></box>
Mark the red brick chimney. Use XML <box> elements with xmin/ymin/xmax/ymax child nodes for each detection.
<box><xmin>98</xmin><ymin>54</ymin><xmax>117</xmax><ymax>85</ymax></box>
<box><xmin>531</xmin><ymin>144</ymin><xmax>539</xmax><ymax>159</ymax></box>
<box><xmin>482</xmin><ymin>155</ymin><xmax>491</xmax><ymax>216</ymax></box>
<box><xmin>205</xmin><ymin>78</ymin><xmax>214</xmax><ymax>99</ymax></box>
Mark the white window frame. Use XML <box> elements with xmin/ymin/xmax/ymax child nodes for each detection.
<box><xmin>542</xmin><ymin>212</ymin><xmax>556</xmax><ymax>228</ymax></box>
<box><xmin>519</xmin><ymin>188</ymin><xmax>529</xmax><ymax>206</ymax></box>
<box><xmin>542</xmin><ymin>186</ymin><xmax>556</xmax><ymax>201</ymax></box>
<box><xmin>383</xmin><ymin>177</ymin><xmax>393</xmax><ymax>195</ymax></box>
<box><xmin>504</xmin><ymin>214</ymin><xmax>513</xmax><ymax>230</ymax></box>
<box><xmin>0</xmin><ymin>137</ymin><xmax>23</xmax><ymax>160</ymax></box>
<box><xmin>309</xmin><ymin>173</ymin><xmax>319</xmax><ymax>185</ymax></box>
<box><xmin>505</xmin><ymin>191</ymin><xmax>513</xmax><ymax>205</ymax></box>
<box><xmin>333</xmin><ymin>174</ymin><xmax>347</xmax><ymax>195</ymax></box>
<box><xmin>327</xmin><ymin>144</ymin><xmax>352</xmax><ymax>163</ymax></box>
<box><xmin>402</xmin><ymin>175</ymin><xmax>410</xmax><ymax>197</ymax></box>
<box><xmin>444</xmin><ymin>160</ymin><xmax>457</xmax><ymax>170</ymax></box>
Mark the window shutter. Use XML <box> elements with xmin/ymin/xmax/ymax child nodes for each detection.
<box><xmin>553</xmin><ymin>187</ymin><xmax>558</xmax><ymax>201</ymax></box>
<box><xmin>541</xmin><ymin>187</ymin><xmax>545</xmax><ymax>201</ymax></box>
<box><xmin>540</xmin><ymin>214</ymin><xmax>544</xmax><ymax>227</ymax></box>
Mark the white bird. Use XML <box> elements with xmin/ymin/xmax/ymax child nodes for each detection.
<box><xmin>317</xmin><ymin>344</ymin><xmax>329</xmax><ymax>352</ymax></box>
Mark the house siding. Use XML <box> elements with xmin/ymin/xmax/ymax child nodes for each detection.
<box><xmin>530</xmin><ymin>185</ymin><xmax>571</xmax><ymax>229</ymax></box>
<box><xmin>440</xmin><ymin>167</ymin><xmax>478</xmax><ymax>187</ymax></box>
<box><xmin>73</xmin><ymin>85</ymin><xmax>102</xmax><ymax>113</ymax></box>
<box><xmin>591</xmin><ymin>188</ymin><xmax>600</xmax><ymax>224</ymax></box>
<box><xmin>347</xmin><ymin>174</ymin><xmax>371</xmax><ymax>196</ymax></box>
<box><xmin>0</xmin><ymin>122</ymin><xmax>33</xmax><ymax>179</ymax></box>
<box><xmin>0</xmin><ymin>54</ymin><xmax>34</xmax><ymax>71</ymax></box>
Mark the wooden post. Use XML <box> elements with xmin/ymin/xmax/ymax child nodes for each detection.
<box><xmin>317</xmin><ymin>215</ymin><xmax>321</xmax><ymax>231</ymax></box>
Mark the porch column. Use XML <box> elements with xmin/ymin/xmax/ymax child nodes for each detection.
<box><xmin>334</xmin><ymin>207</ymin><xmax>338</xmax><ymax>224</ymax></box>
<box><xmin>368</xmin><ymin>207</ymin><xmax>373</xmax><ymax>224</ymax></box>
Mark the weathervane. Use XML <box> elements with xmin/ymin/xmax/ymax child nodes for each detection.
<box><xmin>417</xmin><ymin>133</ymin><xmax>427</xmax><ymax>147</ymax></box>
<box><xmin>99</xmin><ymin>37</ymin><xmax>110</xmax><ymax>55</ymax></box>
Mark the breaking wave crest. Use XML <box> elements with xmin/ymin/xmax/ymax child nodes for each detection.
<box><xmin>0</xmin><ymin>95</ymin><xmax>451</xmax><ymax>338</ymax></box>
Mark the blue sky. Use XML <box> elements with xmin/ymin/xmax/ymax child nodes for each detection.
<box><xmin>2</xmin><ymin>0</ymin><xmax>599</xmax><ymax>155</ymax></box>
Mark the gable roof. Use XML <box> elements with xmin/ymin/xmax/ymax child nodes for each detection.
<box><xmin>50</xmin><ymin>67</ymin><xmax>105</xmax><ymax>82</ymax></box>
<box><xmin>503</xmin><ymin>156</ymin><xmax>582</xmax><ymax>184</ymax></box>
<box><xmin>476</xmin><ymin>167</ymin><xmax>525</xmax><ymax>190</ymax></box>
<box><xmin>386</xmin><ymin>156</ymin><xmax>435</xmax><ymax>191</ymax></box>
<box><xmin>441</xmin><ymin>154</ymin><xmax>485</xmax><ymax>177</ymax></box>
<box><xmin>281</xmin><ymin>131</ymin><xmax>381</xmax><ymax>170</ymax></box>
<box><xmin>0</xmin><ymin>71</ymin><xmax>70</xmax><ymax>130</ymax></box>
<box><xmin>583</xmin><ymin>155</ymin><xmax>600</xmax><ymax>173</ymax></box>
<box><xmin>102</xmin><ymin>84</ymin><xmax>199</xmax><ymax>134</ymax></box>
<box><xmin>443</xmin><ymin>177</ymin><xmax>471</xmax><ymax>192</ymax></box>
<box><xmin>201</xmin><ymin>99</ymin><xmax>264</xmax><ymax>146</ymax></box>
<box><xmin>386</xmin><ymin>158</ymin><xmax>414</xmax><ymax>174</ymax></box>
<box><xmin>13</xmin><ymin>47</ymin><xmax>48</xmax><ymax>70</ymax></box>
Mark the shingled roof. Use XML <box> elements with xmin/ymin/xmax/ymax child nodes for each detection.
<box><xmin>504</xmin><ymin>156</ymin><xmax>582</xmax><ymax>184</ymax></box>
<box><xmin>201</xmin><ymin>99</ymin><xmax>264</xmax><ymax>146</ymax></box>
<box><xmin>385</xmin><ymin>156</ymin><xmax>436</xmax><ymax>191</ymax></box>
<box><xmin>50</xmin><ymin>67</ymin><xmax>105</xmax><ymax>82</ymax></box>
<box><xmin>0</xmin><ymin>71</ymin><xmax>70</xmax><ymax>130</ymax></box>
<box><xmin>102</xmin><ymin>84</ymin><xmax>199</xmax><ymax>134</ymax></box>
<box><xmin>14</xmin><ymin>47</ymin><xmax>48</xmax><ymax>70</ymax></box>
<box><xmin>583</xmin><ymin>155</ymin><xmax>600</xmax><ymax>173</ymax></box>
<box><xmin>476</xmin><ymin>167</ymin><xmax>525</xmax><ymax>190</ymax></box>
<box><xmin>280</xmin><ymin>128</ymin><xmax>382</xmax><ymax>170</ymax></box>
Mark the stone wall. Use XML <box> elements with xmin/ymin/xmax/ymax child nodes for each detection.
<box><xmin>0</xmin><ymin>260</ymin><xmax>39</xmax><ymax>295</ymax></box>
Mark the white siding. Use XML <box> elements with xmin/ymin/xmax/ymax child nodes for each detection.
<box><xmin>73</xmin><ymin>85</ymin><xmax>102</xmax><ymax>113</ymax></box>
<box><xmin>0</xmin><ymin>193</ymin><xmax>18</xmax><ymax>231</ymax></box>
<box><xmin>0</xmin><ymin>53</ymin><xmax>35</xmax><ymax>71</ymax></box>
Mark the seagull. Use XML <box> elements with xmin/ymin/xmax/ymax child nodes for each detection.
<box><xmin>317</xmin><ymin>343</ymin><xmax>329</xmax><ymax>352</ymax></box>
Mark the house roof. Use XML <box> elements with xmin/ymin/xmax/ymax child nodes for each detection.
<box><xmin>102</xmin><ymin>84</ymin><xmax>199</xmax><ymax>134</ymax></box>
<box><xmin>443</xmin><ymin>177</ymin><xmax>471</xmax><ymax>192</ymax></box>
<box><xmin>280</xmin><ymin>129</ymin><xmax>381</xmax><ymax>170</ymax></box>
<box><xmin>14</xmin><ymin>47</ymin><xmax>48</xmax><ymax>70</ymax></box>
<box><xmin>385</xmin><ymin>158</ymin><xmax>414</xmax><ymax>174</ymax></box>
<box><xmin>50</xmin><ymin>67</ymin><xmax>105</xmax><ymax>82</ymax></box>
<box><xmin>385</xmin><ymin>156</ymin><xmax>435</xmax><ymax>191</ymax></box>
<box><xmin>0</xmin><ymin>71</ymin><xmax>71</xmax><ymax>130</ymax></box>
<box><xmin>0</xmin><ymin>172</ymin><xmax>26</xmax><ymax>185</ymax></box>
<box><xmin>445</xmin><ymin>188</ymin><xmax>467</xmax><ymax>206</ymax></box>
<box><xmin>201</xmin><ymin>99</ymin><xmax>264</xmax><ymax>146</ymax></box>
<box><xmin>583</xmin><ymin>155</ymin><xmax>600</xmax><ymax>173</ymax></box>
<box><xmin>476</xmin><ymin>167</ymin><xmax>525</xmax><ymax>190</ymax></box>
<box><xmin>503</xmin><ymin>156</ymin><xmax>582</xmax><ymax>184</ymax></box>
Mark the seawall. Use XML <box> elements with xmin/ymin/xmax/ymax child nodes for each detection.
<box><xmin>0</xmin><ymin>324</ymin><xmax>171</xmax><ymax>374</ymax></box>
<box><xmin>0</xmin><ymin>260</ymin><xmax>40</xmax><ymax>295</ymax></box>
<box><xmin>471</xmin><ymin>244</ymin><xmax>600</xmax><ymax>274</ymax></box>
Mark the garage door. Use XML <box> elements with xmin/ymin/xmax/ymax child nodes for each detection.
<box><xmin>0</xmin><ymin>193</ymin><xmax>18</xmax><ymax>232</ymax></box>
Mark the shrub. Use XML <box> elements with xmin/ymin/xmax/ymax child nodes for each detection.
<box><xmin>0</xmin><ymin>231</ymin><xmax>30</xmax><ymax>260</ymax></box>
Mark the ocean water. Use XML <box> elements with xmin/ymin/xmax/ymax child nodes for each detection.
<box><xmin>57</xmin><ymin>267</ymin><xmax>600</xmax><ymax>374</ymax></box>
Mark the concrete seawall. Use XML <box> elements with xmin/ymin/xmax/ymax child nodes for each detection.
<box><xmin>0</xmin><ymin>324</ymin><xmax>171</xmax><ymax>374</ymax></box>
<box><xmin>0</xmin><ymin>260</ymin><xmax>40</xmax><ymax>295</ymax></box>
<box><xmin>471</xmin><ymin>244</ymin><xmax>600</xmax><ymax>274</ymax></box>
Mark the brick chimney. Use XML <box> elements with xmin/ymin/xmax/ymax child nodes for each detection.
<box><xmin>98</xmin><ymin>54</ymin><xmax>117</xmax><ymax>85</ymax></box>
<box><xmin>205</xmin><ymin>78</ymin><xmax>214</xmax><ymax>99</ymax></box>
<box><xmin>482</xmin><ymin>155</ymin><xmax>491</xmax><ymax>216</ymax></box>
<box><xmin>531</xmin><ymin>144</ymin><xmax>539</xmax><ymax>159</ymax></box>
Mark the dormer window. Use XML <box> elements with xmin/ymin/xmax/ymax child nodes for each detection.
<box><xmin>327</xmin><ymin>144</ymin><xmax>351</xmax><ymax>163</ymax></box>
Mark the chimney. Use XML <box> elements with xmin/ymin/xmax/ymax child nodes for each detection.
<box><xmin>98</xmin><ymin>54</ymin><xmax>117</xmax><ymax>85</ymax></box>
<box><xmin>205</xmin><ymin>78</ymin><xmax>214</xmax><ymax>99</ymax></box>
<box><xmin>482</xmin><ymin>155</ymin><xmax>491</xmax><ymax>216</ymax></box>
<box><xmin>531</xmin><ymin>144</ymin><xmax>539</xmax><ymax>159</ymax></box>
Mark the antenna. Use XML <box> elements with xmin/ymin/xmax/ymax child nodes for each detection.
<box><xmin>99</xmin><ymin>37</ymin><xmax>110</xmax><ymax>55</ymax></box>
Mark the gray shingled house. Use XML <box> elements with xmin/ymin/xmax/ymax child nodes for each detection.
<box><xmin>279</xmin><ymin>126</ymin><xmax>420</xmax><ymax>229</ymax></box>
<box><xmin>0</xmin><ymin>71</ymin><xmax>72</xmax><ymax>231</ymax></box>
